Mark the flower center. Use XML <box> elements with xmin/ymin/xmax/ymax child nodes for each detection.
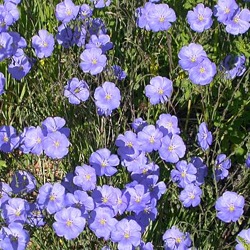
<box><xmin>85</xmin><ymin>174</ymin><xmax>91</xmax><ymax>180</ymax></box>
<box><xmin>102</xmin><ymin>196</ymin><xmax>108</xmax><ymax>203</ymax></box>
<box><xmin>66</xmin><ymin>8</ymin><xmax>72</xmax><ymax>16</ymax></box>
<box><xmin>224</xmin><ymin>7</ymin><xmax>230</xmax><ymax>14</ymax></box>
<box><xmin>54</xmin><ymin>141</ymin><xmax>60</xmax><ymax>148</ymax></box>
<box><xmin>124</xmin><ymin>232</ymin><xmax>130</xmax><ymax>239</ymax></box>
<box><xmin>100</xmin><ymin>218</ymin><xmax>106</xmax><ymax>225</ymax></box>
<box><xmin>92</xmin><ymin>58</ymin><xmax>97</xmax><ymax>65</ymax></box>
<box><xmin>15</xmin><ymin>209</ymin><xmax>21</xmax><ymax>216</ymax></box>
<box><xmin>189</xmin><ymin>192</ymin><xmax>195</xmax><ymax>199</ymax></box>
<box><xmin>198</xmin><ymin>14</ymin><xmax>204</xmax><ymax>21</ymax></box>
<box><xmin>135</xmin><ymin>196</ymin><xmax>141</xmax><ymax>203</ymax></box>
<box><xmin>181</xmin><ymin>171</ymin><xmax>186</xmax><ymax>178</ymax></box>
<box><xmin>3</xmin><ymin>136</ymin><xmax>9</xmax><ymax>142</ymax></box>
<box><xmin>158</xmin><ymin>88</ymin><xmax>164</xmax><ymax>95</ymax></box>
<box><xmin>74</xmin><ymin>87</ymin><xmax>80</xmax><ymax>94</ymax></box>
<box><xmin>190</xmin><ymin>56</ymin><xmax>196</xmax><ymax>62</ymax></box>
<box><xmin>49</xmin><ymin>194</ymin><xmax>56</xmax><ymax>201</ymax></box>
<box><xmin>149</xmin><ymin>136</ymin><xmax>155</xmax><ymax>144</ymax></box>
<box><xmin>228</xmin><ymin>204</ymin><xmax>235</xmax><ymax>212</ymax></box>
<box><xmin>66</xmin><ymin>220</ymin><xmax>73</xmax><ymax>227</ymax></box>
<box><xmin>105</xmin><ymin>93</ymin><xmax>111</xmax><ymax>100</ymax></box>
<box><xmin>233</xmin><ymin>16</ymin><xmax>239</xmax><ymax>23</ymax></box>
<box><xmin>42</xmin><ymin>41</ymin><xmax>48</xmax><ymax>47</ymax></box>
<box><xmin>176</xmin><ymin>237</ymin><xmax>182</xmax><ymax>243</ymax></box>
<box><xmin>168</xmin><ymin>145</ymin><xmax>175</xmax><ymax>152</ymax></box>
<box><xmin>159</xmin><ymin>16</ymin><xmax>165</xmax><ymax>22</ymax></box>
<box><xmin>101</xmin><ymin>160</ymin><xmax>107</xmax><ymax>167</ymax></box>
<box><xmin>126</xmin><ymin>141</ymin><xmax>133</xmax><ymax>147</ymax></box>
<box><xmin>199</xmin><ymin>67</ymin><xmax>205</xmax><ymax>73</ymax></box>
<box><xmin>166</xmin><ymin>122</ymin><xmax>172</xmax><ymax>128</ymax></box>
<box><xmin>36</xmin><ymin>137</ymin><xmax>41</xmax><ymax>143</ymax></box>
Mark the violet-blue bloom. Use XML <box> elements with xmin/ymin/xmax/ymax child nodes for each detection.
<box><xmin>36</xmin><ymin>182</ymin><xmax>65</xmax><ymax>214</ymax></box>
<box><xmin>72</xmin><ymin>26</ymin><xmax>86</xmax><ymax>47</ymax></box>
<box><xmin>90</xmin><ymin>0</ymin><xmax>111</xmax><ymax>8</ymax></box>
<box><xmin>137</xmin><ymin>125</ymin><xmax>163</xmax><ymax>153</ymax></box>
<box><xmin>123</xmin><ymin>151</ymin><xmax>147</xmax><ymax>173</ymax></box>
<box><xmin>0</xmin><ymin>222</ymin><xmax>30</xmax><ymax>250</ymax></box>
<box><xmin>64</xmin><ymin>77</ymin><xmax>89</xmax><ymax>105</ymax></box>
<box><xmin>9</xmin><ymin>31</ymin><xmax>27</xmax><ymax>57</ymax></box>
<box><xmin>187</xmin><ymin>3</ymin><xmax>213</xmax><ymax>32</ymax></box>
<box><xmin>2</xmin><ymin>197</ymin><xmax>30</xmax><ymax>224</ymax></box>
<box><xmin>163</xmin><ymin>226</ymin><xmax>192</xmax><ymax>250</ymax></box>
<box><xmin>159</xmin><ymin>134</ymin><xmax>186</xmax><ymax>163</ymax></box>
<box><xmin>214</xmin><ymin>0</ymin><xmax>239</xmax><ymax>25</ymax></box>
<box><xmin>55</xmin><ymin>0</ymin><xmax>79</xmax><ymax>23</ymax></box>
<box><xmin>131</xmin><ymin>117</ymin><xmax>148</xmax><ymax>133</ymax></box>
<box><xmin>145</xmin><ymin>76</ymin><xmax>173</xmax><ymax>105</ymax></box>
<box><xmin>171</xmin><ymin>160</ymin><xmax>197</xmax><ymax>188</ymax></box>
<box><xmin>111</xmin><ymin>218</ymin><xmax>142</xmax><ymax>250</ymax></box>
<box><xmin>73</xmin><ymin>164</ymin><xmax>97</xmax><ymax>191</ymax></box>
<box><xmin>215</xmin><ymin>191</ymin><xmax>245</xmax><ymax>223</ymax></box>
<box><xmin>221</xmin><ymin>54</ymin><xmax>246</xmax><ymax>79</ymax></box>
<box><xmin>4</xmin><ymin>1</ymin><xmax>19</xmax><ymax>22</ymax></box>
<box><xmin>179</xmin><ymin>183</ymin><xmax>202</xmax><ymax>207</ymax></box>
<box><xmin>225</xmin><ymin>9</ymin><xmax>250</xmax><ymax>35</ymax></box>
<box><xmin>112</xmin><ymin>65</ymin><xmax>127</xmax><ymax>80</ymax></box>
<box><xmin>0</xmin><ymin>182</ymin><xmax>12</xmax><ymax>208</ymax></box>
<box><xmin>178</xmin><ymin>43</ymin><xmax>207</xmax><ymax>71</ymax></box>
<box><xmin>8</xmin><ymin>53</ymin><xmax>32</xmax><ymax>80</ymax></box>
<box><xmin>32</xmin><ymin>30</ymin><xmax>54</xmax><ymax>58</ymax></box>
<box><xmin>190</xmin><ymin>156</ymin><xmax>208</xmax><ymax>185</ymax></box>
<box><xmin>147</xmin><ymin>4</ymin><xmax>176</xmax><ymax>32</ymax></box>
<box><xmin>42</xmin><ymin>116</ymin><xmax>70</xmax><ymax>137</ymax></box>
<box><xmin>0</xmin><ymin>125</ymin><xmax>20</xmax><ymax>153</ymax></box>
<box><xmin>87</xmin><ymin>17</ymin><xmax>107</xmax><ymax>36</ymax></box>
<box><xmin>136</xmin><ymin>2</ymin><xmax>154</xmax><ymax>31</ymax></box>
<box><xmin>236</xmin><ymin>229</ymin><xmax>250</xmax><ymax>250</ymax></box>
<box><xmin>21</xmin><ymin>126</ymin><xmax>44</xmax><ymax>155</ymax></box>
<box><xmin>80</xmin><ymin>48</ymin><xmax>107</xmax><ymax>75</ymax></box>
<box><xmin>116</xmin><ymin>131</ymin><xmax>140</xmax><ymax>161</ymax></box>
<box><xmin>61</xmin><ymin>172</ymin><xmax>79</xmax><ymax>193</ymax></box>
<box><xmin>43</xmin><ymin>131</ymin><xmax>70</xmax><ymax>159</ymax></box>
<box><xmin>215</xmin><ymin>154</ymin><xmax>231</xmax><ymax>181</ymax></box>
<box><xmin>156</xmin><ymin>113</ymin><xmax>180</xmax><ymax>136</ymax></box>
<box><xmin>88</xmin><ymin>206</ymin><xmax>117</xmax><ymax>240</ymax></box>
<box><xmin>0</xmin><ymin>31</ymin><xmax>14</xmax><ymax>61</ymax></box>
<box><xmin>56</xmin><ymin>24</ymin><xmax>73</xmax><ymax>48</ymax></box>
<box><xmin>89</xmin><ymin>148</ymin><xmax>119</xmax><ymax>176</ymax></box>
<box><xmin>27</xmin><ymin>202</ymin><xmax>45</xmax><ymax>227</ymax></box>
<box><xmin>140</xmin><ymin>241</ymin><xmax>154</xmax><ymax>250</ymax></box>
<box><xmin>91</xmin><ymin>185</ymin><xmax>118</xmax><ymax>209</ymax></box>
<box><xmin>53</xmin><ymin>207</ymin><xmax>86</xmax><ymax>240</ymax></box>
<box><xmin>94</xmin><ymin>81</ymin><xmax>121</xmax><ymax>116</ymax></box>
<box><xmin>10</xmin><ymin>170</ymin><xmax>36</xmax><ymax>194</ymax></box>
<box><xmin>197</xmin><ymin>122</ymin><xmax>212</xmax><ymax>150</ymax></box>
<box><xmin>188</xmin><ymin>58</ymin><xmax>217</xmax><ymax>85</ymax></box>
<box><xmin>0</xmin><ymin>5</ymin><xmax>14</xmax><ymax>32</ymax></box>
<box><xmin>78</xmin><ymin>4</ymin><xmax>92</xmax><ymax>20</ymax></box>
<box><xmin>0</xmin><ymin>72</ymin><xmax>5</xmax><ymax>95</ymax></box>
<box><xmin>86</xmin><ymin>34</ymin><xmax>113</xmax><ymax>54</ymax></box>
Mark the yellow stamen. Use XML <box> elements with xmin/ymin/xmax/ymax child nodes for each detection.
<box><xmin>66</xmin><ymin>220</ymin><xmax>73</xmax><ymax>227</ymax></box>
<box><xmin>199</xmin><ymin>67</ymin><xmax>205</xmax><ymax>73</ymax></box>
<box><xmin>100</xmin><ymin>218</ymin><xmax>106</xmax><ymax>225</ymax></box>
<box><xmin>92</xmin><ymin>58</ymin><xmax>97</xmax><ymax>65</ymax></box>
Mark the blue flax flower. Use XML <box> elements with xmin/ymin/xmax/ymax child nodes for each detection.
<box><xmin>225</xmin><ymin>9</ymin><xmax>250</xmax><ymax>35</ymax></box>
<box><xmin>214</xmin><ymin>0</ymin><xmax>239</xmax><ymax>25</ymax></box>
<box><xmin>80</xmin><ymin>48</ymin><xmax>107</xmax><ymax>75</ymax></box>
<box><xmin>236</xmin><ymin>228</ymin><xmax>250</xmax><ymax>250</ymax></box>
<box><xmin>88</xmin><ymin>207</ymin><xmax>117</xmax><ymax>240</ymax></box>
<box><xmin>188</xmin><ymin>58</ymin><xmax>217</xmax><ymax>85</ymax></box>
<box><xmin>2</xmin><ymin>198</ymin><xmax>30</xmax><ymax>224</ymax></box>
<box><xmin>94</xmin><ymin>81</ymin><xmax>121</xmax><ymax>116</ymax></box>
<box><xmin>179</xmin><ymin>183</ymin><xmax>202</xmax><ymax>207</ymax></box>
<box><xmin>55</xmin><ymin>0</ymin><xmax>79</xmax><ymax>23</ymax></box>
<box><xmin>53</xmin><ymin>207</ymin><xmax>86</xmax><ymax>240</ymax></box>
<box><xmin>56</xmin><ymin>24</ymin><xmax>73</xmax><ymax>48</ymax></box>
<box><xmin>43</xmin><ymin>131</ymin><xmax>70</xmax><ymax>159</ymax></box>
<box><xmin>156</xmin><ymin>113</ymin><xmax>180</xmax><ymax>136</ymax></box>
<box><xmin>221</xmin><ymin>54</ymin><xmax>246</xmax><ymax>79</ymax></box>
<box><xmin>145</xmin><ymin>76</ymin><xmax>173</xmax><ymax>105</ymax></box>
<box><xmin>90</xmin><ymin>0</ymin><xmax>111</xmax><ymax>9</ymax></box>
<box><xmin>112</xmin><ymin>65</ymin><xmax>127</xmax><ymax>80</ymax></box>
<box><xmin>147</xmin><ymin>4</ymin><xmax>176</xmax><ymax>32</ymax></box>
<box><xmin>0</xmin><ymin>31</ymin><xmax>13</xmax><ymax>61</ymax></box>
<box><xmin>86</xmin><ymin>34</ymin><xmax>113</xmax><ymax>54</ymax></box>
<box><xmin>10</xmin><ymin>170</ymin><xmax>36</xmax><ymax>194</ymax></box>
<box><xmin>111</xmin><ymin>218</ymin><xmax>142</xmax><ymax>250</ymax></box>
<box><xmin>215</xmin><ymin>154</ymin><xmax>231</xmax><ymax>181</ymax></box>
<box><xmin>137</xmin><ymin>125</ymin><xmax>163</xmax><ymax>153</ymax></box>
<box><xmin>171</xmin><ymin>160</ymin><xmax>197</xmax><ymax>188</ymax></box>
<box><xmin>64</xmin><ymin>77</ymin><xmax>89</xmax><ymax>105</ymax></box>
<box><xmin>0</xmin><ymin>222</ymin><xmax>30</xmax><ymax>250</ymax></box>
<box><xmin>32</xmin><ymin>30</ymin><xmax>54</xmax><ymax>58</ymax></box>
<box><xmin>187</xmin><ymin>3</ymin><xmax>213</xmax><ymax>32</ymax></box>
<box><xmin>215</xmin><ymin>191</ymin><xmax>245</xmax><ymax>223</ymax></box>
<box><xmin>159</xmin><ymin>134</ymin><xmax>186</xmax><ymax>163</ymax></box>
<box><xmin>73</xmin><ymin>164</ymin><xmax>97</xmax><ymax>191</ymax></box>
<box><xmin>0</xmin><ymin>182</ymin><xmax>12</xmax><ymax>208</ymax></box>
<box><xmin>190</xmin><ymin>156</ymin><xmax>207</xmax><ymax>185</ymax></box>
<box><xmin>178</xmin><ymin>43</ymin><xmax>207</xmax><ymax>71</ymax></box>
<box><xmin>163</xmin><ymin>226</ymin><xmax>192</xmax><ymax>250</ymax></box>
<box><xmin>0</xmin><ymin>125</ymin><xmax>19</xmax><ymax>153</ymax></box>
<box><xmin>27</xmin><ymin>202</ymin><xmax>45</xmax><ymax>227</ymax></box>
<box><xmin>197</xmin><ymin>122</ymin><xmax>212</xmax><ymax>150</ymax></box>
<box><xmin>78</xmin><ymin>4</ymin><xmax>92</xmax><ymax>20</ymax></box>
<box><xmin>36</xmin><ymin>182</ymin><xmax>65</xmax><ymax>214</ymax></box>
<box><xmin>89</xmin><ymin>148</ymin><xmax>119</xmax><ymax>176</ymax></box>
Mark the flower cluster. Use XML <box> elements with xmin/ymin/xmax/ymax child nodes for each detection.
<box><xmin>214</xmin><ymin>0</ymin><xmax>250</xmax><ymax>35</ymax></box>
<box><xmin>0</xmin><ymin>117</ymin><xmax>70</xmax><ymax>159</ymax></box>
<box><xmin>136</xmin><ymin>2</ymin><xmax>176</xmax><ymax>32</ymax></box>
<box><xmin>178</xmin><ymin>43</ymin><xmax>217</xmax><ymax>85</ymax></box>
